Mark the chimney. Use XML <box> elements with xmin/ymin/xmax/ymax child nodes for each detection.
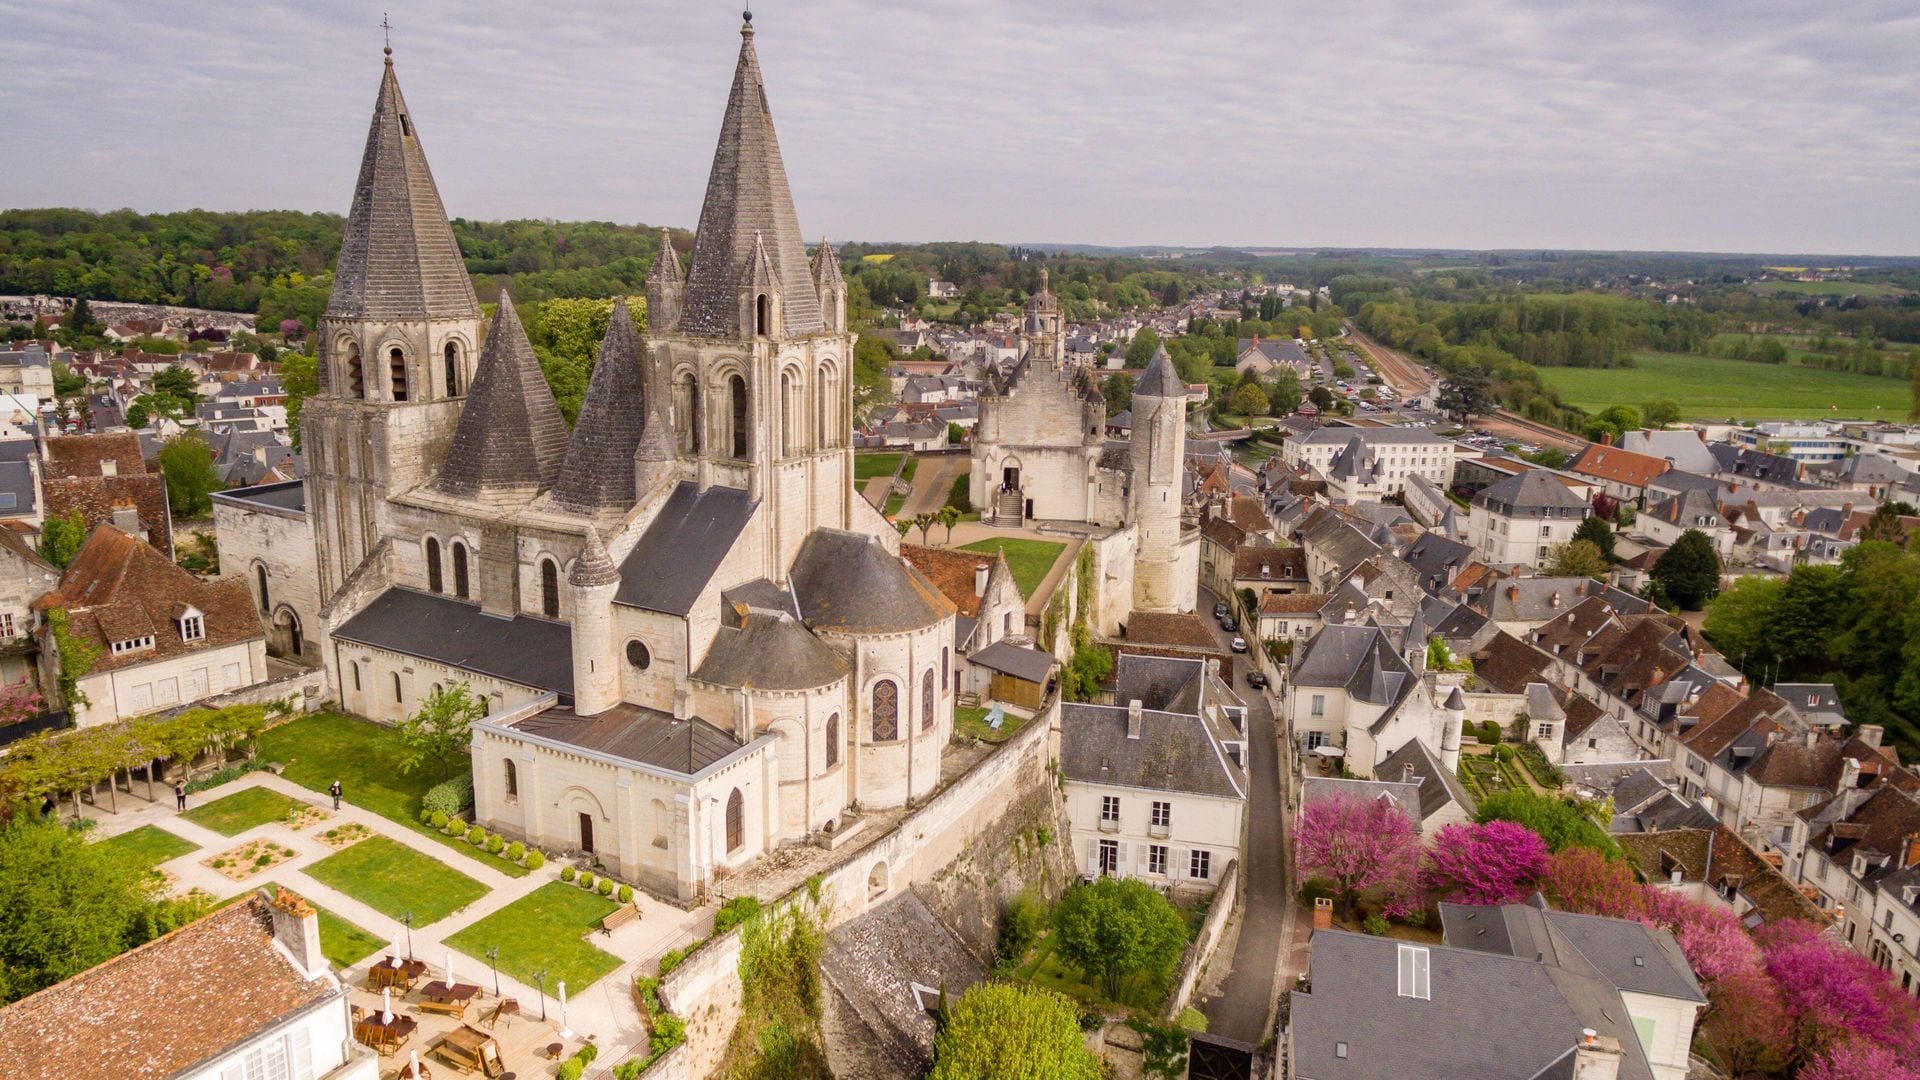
<box><xmin>110</xmin><ymin>503</ymin><xmax>142</xmax><ymax>536</ymax></box>
<box><xmin>268</xmin><ymin>886</ymin><xmax>325</xmax><ymax>979</ymax></box>
<box><xmin>1313</xmin><ymin>896</ymin><xmax>1333</xmax><ymax>930</ymax></box>
<box><xmin>973</xmin><ymin>563</ymin><xmax>989</xmax><ymax>598</ymax></box>
<box><xmin>1127</xmin><ymin>699</ymin><xmax>1143</xmax><ymax>740</ymax></box>
<box><xmin>1600</xmin><ymin>432</ymin><xmax>1614</xmax><ymax>447</ymax></box>
<box><xmin>1572</xmin><ymin>1030</ymin><xmax>1623</xmax><ymax>1080</ymax></box>
<box><xmin>1402</xmin><ymin>763</ymin><xmax>1416</xmax><ymax>784</ymax></box>
<box><xmin>1856</xmin><ymin>724</ymin><xmax>1884</xmax><ymax>749</ymax></box>
<box><xmin>1805</xmin><ymin>730</ymin><xmax>1818</xmax><ymax>749</ymax></box>
<box><xmin>1550</xmin><ymin>591</ymin><xmax>1561</xmax><ymax>609</ymax></box>
<box><xmin>1507</xmin><ymin>584</ymin><xmax>1519</xmax><ymax>602</ymax></box>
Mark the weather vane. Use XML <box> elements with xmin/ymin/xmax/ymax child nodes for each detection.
<box><xmin>381</xmin><ymin>12</ymin><xmax>392</xmax><ymax>54</ymax></box>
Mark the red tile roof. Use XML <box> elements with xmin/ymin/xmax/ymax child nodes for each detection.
<box><xmin>1569</xmin><ymin>443</ymin><xmax>1670</xmax><ymax>490</ymax></box>
<box><xmin>900</xmin><ymin>544</ymin><xmax>1007</xmax><ymax>619</ymax></box>
<box><xmin>36</xmin><ymin>524</ymin><xmax>261</xmax><ymax>673</ymax></box>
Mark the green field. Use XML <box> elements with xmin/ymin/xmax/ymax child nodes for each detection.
<box><xmin>1750</xmin><ymin>279</ymin><xmax>1911</xmax><ymax>298</ymax></box>
<box><xmin>1542</xmin><ymin>351</ymin><xmax>1910</xmax><ymax>421</ymax></box>
<box><xmin>181</xmin><ymin>786</ymin><xmax>306</xmax><ymax>836</ymax></box>
<box><xmin>96</xmin><ymin>825</ymin><xmax>197</xmax><ymax>871</ymax></box>
<box><xmin>958</xmin><ymin>537</ymin><xmax>1067</xmax><ymax>598</ymax></box>
<box><xmin>304</xmin><ymin>836</ymin><xmax>489</xmax><ymax>926</ymax></box>
<box><xmin>445</xmin><ymin>882</ymin><xmax>621</xmax><ymax>991</ymax></box>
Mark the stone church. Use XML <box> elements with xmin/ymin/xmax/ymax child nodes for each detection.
<box><xmin>255</xmin><ymin>16</ymin><xmax>972</xmax><ymax>902</ymax></box>
<box><xmin>968</xmin><ymin>292</ymin><xmax>1199</xmax><ymax>619</ymax></box>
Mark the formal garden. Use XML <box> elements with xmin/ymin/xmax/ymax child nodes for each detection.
<box><xmin>444</xmin><ymin>881</ymin><xmax>622</xmax><ymax>992</ymax></box>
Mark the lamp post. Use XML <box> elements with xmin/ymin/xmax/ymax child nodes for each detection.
<box><xmin>532</xmin><ymin>968</ymin><xmax>549</xmax><ymax>1021</ymax></box>
<box><xmin>400</xmin><ymin>911</ymin><xmax>415</xmax><ymax>960</ymax></box>
<box><xmin>485</xmin><ymin>946</ymin><xmax>501</xmax><ymax>998</ymax></box>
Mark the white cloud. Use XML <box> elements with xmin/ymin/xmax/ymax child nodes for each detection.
<box><xmin>0</xmin><ymin>0</ymin><xmax>1914</xmax><ymax>253</ymax></box>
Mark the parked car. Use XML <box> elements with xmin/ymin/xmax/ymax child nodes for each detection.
<box><xmin>1245</xmin><ymin>670</ymin><xmax>1268</xmax><ymax>689</ymax></box>
<box><xmin>1231</xmin><ymin>637</ymin><xmax>1248</xmax><ymax>654</ymax></box>
<box><xmin>1213</xmin><ymin>601</ymin><xmax>1229</xmax><ymax>620</ymax></box>
<box><xmin>1220</xmin><ymin>615</ymin><xmax>1238</xmax><ymax>633</ymax></box>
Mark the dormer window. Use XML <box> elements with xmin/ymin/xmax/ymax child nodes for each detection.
<box><xmin>177</xmin><ymin>604</ymin><xmax>205</xmax><ymax>643</ymax></box>
<box><xmin>110</xmin><ymin>635</ymin><xmax>155</xmax><ymax>655</ymax></box>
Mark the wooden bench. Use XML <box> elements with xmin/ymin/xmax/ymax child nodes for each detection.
<box><xmin>600</xmin><ymin>903</ymin><xmax>640</xmax><ymax>935</ymax></box>
<box><xmin>419</xmin><ymin>998</ymin><xmax>469</xmax><ymax>1019</ymax></box>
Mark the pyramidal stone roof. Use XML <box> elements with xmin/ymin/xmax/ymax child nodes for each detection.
<box><xmin>677</xmin><ymin>15</ymin><xmax>823</xmax><ymax>338</ymax></box>
<box><xmin>325</xmin><ymin>54</ymin><xmax>477</xmax><ymax>322</ymax></box>
<box><xmin>552</xmin><ymin>300</ymin><xmax>647</xmax><ymax>513</ymax></box>
<box><xmin>810</xmin><ymin>236</ymin><xmax>844</xmax><ymax>288</ymax></box>
<box><xmin>1133</xmin><ymin>344</ymin><xmax>1181</xmax><ymax>399</ymax></box>
<box><xmin>437</xmin><ymin>293</ymin><xmax>569</xmax><ymax>499</ymax></box>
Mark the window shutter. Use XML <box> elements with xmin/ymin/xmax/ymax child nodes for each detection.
<box><xmin>1172</xmin><ymin>848</ymin><xmax>1188</xmax><ymax>880</ymax></box>
<box><xmin>1115</xmin><ymin>842</ymin><xmax>1128</xmax><ymax>871</ymax></box>
<box><xmin>1085</xmin><ymin>838</ymin><xmax>1099</xmax><ymax>875</ymax></box>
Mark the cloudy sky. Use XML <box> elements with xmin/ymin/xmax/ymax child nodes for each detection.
<box><xmin>3</xmin><ymin>1</ymin><xmax>1917</xmax><ymax>255</ymax></box>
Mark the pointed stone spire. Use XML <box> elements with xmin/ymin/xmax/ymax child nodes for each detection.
<box><xmin>1132</xmin><ymin>343</ymin><xmax>1181</xmax><ymax>400</ymax></box>
<box><xmin>552</xmin><ymin>300</ymin><xmax>647</xmax><ymax>514</ymax></box>
<box><xmin>633</xmin><ymin>336</ymin><xmax>676</xmax><ymax>487</ymax></box>
<box><xmin>569</xmin><ymin>526</ymin><xmax>621</xmax><ymax>587</ymax></box>
<box><xmin>646</xmin><ymin>229</ymin><xmax>684</xmax><ymax>333</ymax></box>
<box><xmin>325</xmin><ymin>53</ymin><xmax>477</xmax><ymax>322</ymax></box>
<box><xmin>810</xmin><ymin>236</ymin><xmax>843</xmax><ymax>289</ymax></box>
<box><xmin>437</xmin><ymin>293</ymin><xmax>569</xmax><ymax>500</ymax></box>
<box><xmin>677</xmin><ymin>15</ymin><xmax>823</xmax><ymax>338</ymax></box>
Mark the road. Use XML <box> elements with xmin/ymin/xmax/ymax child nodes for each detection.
<box><xmin>1197</xmin><ymin>588</ymin><xmax>1292</xmax><ymax>1044</ymax></box>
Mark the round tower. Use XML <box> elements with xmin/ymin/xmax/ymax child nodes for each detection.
<box><xmin>568</xmin><ymin>527</ymin><xmax>623</xmax><ymax>716</ymax></box>
<box><xmin>1129</xmin><ymin>346</ymin><xmax>1187</xmax><ymax>612</ymax></box>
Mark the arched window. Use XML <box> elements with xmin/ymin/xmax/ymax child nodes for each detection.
<box><xmin>389</xmin><ymin>346</ymin><xmax>408</xmax><ymax>401</ymax></box>
<box><xmin>941</xmin><ymin>647</ymin><xmax>950</xmax><ymax>692</ymax></box>
<box><xmin>824</xmin><ymin>712</ymin><xmax>840</xmax><ymax>768</ymax></box>
<box><xmin>346</xmin><ymin>345</ymin><xmax>364</xmax><ymax>399</ymax></box>
<box><xmin>503</xmin><ymin>759</ymin><xmax>518</xmax><ymax>797</ymax></box>
<box><xmin>872</xmin><ymin>680</ymin><xmax>898</xmax><ymax>741</ymax></box>
<box><xmin>780</xmin><ymin>371</ymin><xmax>796</xmax><ymax>455</ymax></box>
<box><xmin>675</xmin><ymin>371</ymin><xmax>700</xmax><ymax>453</ymax></box>
<box><xmin>540</xmin><ymin>558</ymin><xmax>559</xmax><ymax>619</ymax></box>
<box><xmin>815</xmin><ymin>363</ymin><xmax>837</xmax><ymax>448</ymax></box>
<box><xmin>921</xmin><ymin>669</ymin><xmax>936</xmax><ymax>732</ymax></box>
<box><xmin>444</xmin><ymin>341</ymin><xmax>460</xmax><ymax>397</ymax></box>
<box><xmin>729</xmin><ymin>373</ymin><xmax>748</xmax><ymax>459</ymax></box>
<box><xmin>352</xmin><ymin>662</ymin><xmax>362</xmax><ymax>692</ymax></box>
<box><xmin>255</xmin><ymin>563</ymin><xmax>269</xmax><ymax>615</ymax></box>
<box><xmin>425</xmin><ymin>537</ymin><xmax>442</xmax><ymax>593</ymax></box>
<box><xmin>392</xmin><ymin>671</ymin><xmax>403</xmax><ymax>703</ymax></box>
<box><xmin>725</xmin><ymin>788</ymin><xmax>744</xmax><ymax>853</ymax></box>
<box><xmin>755</xmin><ymin>293</ymin><xmax>769</xmax><ymax>336</ymax></box>
<box><xmin>452</xmin><ymin>542</ymin><xmax>469</xmax><ymax>599</ymax></box>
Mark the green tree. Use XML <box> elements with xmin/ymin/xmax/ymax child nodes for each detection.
<box><xmin>1651</xmin><ymin>529</ymin><xmax>1722</xmax><ymax>610</ymax></box>
<box><xmin>394</xmin><ymin>682</ymin><xmax>486</xmax><ymax>781</ymax></box>
<box><xmin>1641</xmin><ymin>399</ymin><xmax>1683</xmax><ymax>428</ymax></box>
<box><xmin>64</xmin><ymin>297</ymin><xmax>98</xmax><ymax>338</ymax></box>
<box><xmin>50</xmin><ymin>362</ymin><xmax>85</xmax><ymax>397</ymax></box>
<box><xmin>1308</xmin><ymin>385</ymin><xmax>1336</xmax><ymax>412</ymax></box>
<box><xmin>936</xmin><ymin>504</ymin><xmax>962</xmax><ymax>544</ymax></box>
<box><xmin>1547</xmin><ymin>539</ymin><xmax>1610</xmax><ymax>580</ymax></box>
<box><xmin>157</xmin><ymin>433</ymin><xmax>222</xmax><ymax>518</ymax></box>
<box><xmin>1573</xmin><ymin>515</ymin><xmax>1616</xmax><ymax>562</ymax></box>
<box><xmin>1124</xmin><ymin>328</ymin><xmax>1162</xmax><ymax>369</ymax></box>
<box><xmin>0</xmin><ymin>814</ymin><xmax>201</xmax><ymax>1004</ymax></box>
<box><xmin>1266</xmin><ymin>366</ymin><xmax>1304</xmax><ymax>415</ymax></box>
<box><xmin>151</xmin><ymin>364</ymin><xmax>200</xmax><ymax>403</ymax></box>
<box><xmin>122</xmin><ymin>399</ymin><xmax>150</xmax><ymax>430</ymax></box>
<box><xmin>37</xmin><ymin>510</ymin><xmax>87</xmax><ymax>570</ymax></box>
<box><xmin>1702</xmin><ymin>575</ymin><xmax>1785</xmax><ymax>669</ymax></box>
<box><xmin>1101</xmin><ymin>372</ymin><xmax>1132</xmax><ymax>418</ymax></box>
<box><xmin>928</xmin><ymin>983</ymin><xmax>1101</xmax><ymax>1080</ymax></box>
<box><xmin>1475</xmin><ymin>790</ymin><xmax>1618</xmax><ymax>857</ymax></box>
<box><xmin>1227</xmin><ymin>383</ymin><xmax>1270</xmax><ymax>418</ymax></box>
<box><xmin>1050</xmin><ymin>877</ymin><xmax>1187</xmax><ymax>1001</ymax></box>
<box><xmin>280</xmin><ymin>350</ymin><xmax>318</xmax><ymax>451</ymax></box>
<box><xmin>1435</xmin><ymin>368</ymin><xmax>1493</xmax><ymax>423</ymax></box>
<box><xmin>1582</xmin><ymin>405</ymin><xmax>1641</xmax><ymax>444</ymax></box>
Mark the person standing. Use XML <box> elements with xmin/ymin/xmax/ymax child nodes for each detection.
<box><xmin>329</xmin><ymin>780</ymin><xmax>343</xmax><ymax>811</ymax></box>
<box><xmin>174</xmin><ymin>778</ymin><xmax>187</xmax><ymax>811</ymax></box>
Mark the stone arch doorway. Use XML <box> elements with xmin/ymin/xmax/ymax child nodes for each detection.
<box><xmin>868</xmin><ymin>859</ymin><xmax>889</xmax><ymax>899</ymax></box>
<box><xmin>1001</xmin><ymin>455</ymin><xmax>1022</xmax><ymax>491</ymax></box>
<box><xmin>270</xmin><ymin>606</ymin><xmax>304</xmax><ymax>661</ymax></box>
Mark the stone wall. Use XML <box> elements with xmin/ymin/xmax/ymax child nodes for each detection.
<box><xmin>212</xmin><ymin>489</ymin><xmax>320</xmax><ymax>664</ymax></box>
<box><xmin>1163</xmin><ymin>858</ymin><xmax>1240</xmax><ymax>1022</ymax></box>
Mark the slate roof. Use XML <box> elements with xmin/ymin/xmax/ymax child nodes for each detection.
<box><xmin>323</xmin><ymin>55</ymin><xmax>478</xmax><ymax>322</ymax></box>
<box><xmin>1293</xmin><ymin>425</ymin><xmax>1449</xmax><ymax>447</ymax></box>
<box><xmin>0</xmin><ymin>459</ymin><xmax>34</xmax><ymax>517</ymax></box>
<box><xmin>693</xmin><ymin>611</ymin><xmax>849</xmax><ymax>691</ymax></box>
<box><xmin>678</xmin><ymin>19</ymin><xmax>823</xmax><ymax>338</ymax></box>
<box><xmin>1400</xmin><ymin>532</ymin><xmax>1473</xmax><ymax>592</ymax></box>
<box><xmin>36</xmin><ymin>525</ymin><xmax>260</xmax><ymax>675</ymax></box>
<box><xmin>333</xmin><ymin>587</ymin><xmax>573</xmax><ymax>695</ymax></box>
<box><xmin>1058</xmin><ymin>702</ymin><xmax>1244</xmax><ymax>800</ymax></box>
<box><xmin>614</xmin><ymin>482</ymin><xmax>757</xmax><ymax>615</ymax></box>
<box><xmin>1474</xmin><ymin>469</ymin><xmax>1588</xmax><ymax>515</ymax></box>
<box><xmin>552</xmin><ymin>300</ymin><xmax>649</xmax><ymax>513</ymax></box>
<box><xmin>1112</xmin><ymin>653</ymin><xmax>1207</xmax><ymax>713</ymax></box>
<box><xmin>511</xmin><ymin>701</ymin><xmax>745</xmax><ymax>777</ymax></box>
<box><xmin>1132</xmin><ymin>344</ymin><xmax>1181</xmax><ymax>399</ymax></box>
<box><xmin>789</xmin><ymin>528</ymin><xmax>953</xmax><ymax>635</ymax></box>
<box><xmin>1375</xmin><ymin>737</ymin><xmax>1476</xmax><ymax>820</ymax></box>
<box><xmin>1290</xmin><ymin>624</ymin><xmax>1411</xmax><ymax>706</ymax></box>
<box><xmin>969</xmin><ymin>640</ymin><xmax>1056</xmax><ymax>684</ymax></box>
<box><xmin>436</xmin><ymin>294</ymin><xmax>569</xmax><ymax>499</ymax></box>
<box><xmin>0</xmin><ymin>893</ymin><xmax>335</xmax><ymax>1080</ymax></box>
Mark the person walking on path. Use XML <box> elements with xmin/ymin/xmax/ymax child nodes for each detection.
<box><xmin>329</xmin><ymin>780</ymin><xmax>343</xmax><ymax>811</ymax></box>
<box><xmin>174</xmin><ymin>778</ymin><xmax>187</xmax><ymax>811</ymax></box>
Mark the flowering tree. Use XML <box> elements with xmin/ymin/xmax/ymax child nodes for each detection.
<box><xmin>0</xmin><ymin>679</ymin><xmax>43</xmax><ymax>728</ymax></box>
<box><xmin>1700</xmin><ymin>965</ymin><xmax>1792</xmax><ymax>1078</ymax></box>
<box><xmin>1757</xmin><ymin>919</ymin><xmax>1920</xmax><ymax>1067</ymax></box>
<box><xmin>1540</xmin><ymin>848</ymin><xmax>1646</xmax><ymax>919</ymax></box>
<box><xmin>1799</xmin><ymin>1041</ymin><xmax>1920</xmax><ymax>1080</ymax></box>
<box><xmin>1419</xmin><ymin>820</ymin><xmax>1548</xmax><ymax>906</ymax></box>
<box><xmin>1639</xmin><ymin>889</ymin><xmax>1759</xmax><ymax>985</ymax></box>
<box><xmin>1295</xmin><ymin>793</ymin><xmax>1420</xmax><ymax>920</ymax></box>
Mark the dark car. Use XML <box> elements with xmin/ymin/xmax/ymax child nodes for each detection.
<box><xmin>1220</xmin><ymin>615</ymin><xmax>1238</xmax><ymax>633</ymax></box>
<box><xmin>1213</xmin><ymin>601</ymin><xmax>1229</xmax><ymax>620</ymax></box>
<box><xmin>1245</xmin><ymin>671</ymin><xmax>1269</xmax><ymax>689</ymax></box>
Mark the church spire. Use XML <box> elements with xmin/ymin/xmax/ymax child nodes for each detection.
<box><xmin>324</xmin><ymin>51</ymin><xmax>476</xmax><ymax>322</ymax></box>
<box><xmin>676</xmin><ymin>13</ymin><xmax>822</xmax><ymax>338</ymax></box>
<box><xmin>552</xmin><ymin>299</ymin><xmax>647</xmax><ymax>514</ymax></box>
<box><xmin>646</xmin><ymin>229</ymin><xmax>683</xmax><ymax>333</ymax></box>
<box><xmin>437</xmin><ymin>293</ymin><xmax>568</xmax><ymax>501</ymax></box>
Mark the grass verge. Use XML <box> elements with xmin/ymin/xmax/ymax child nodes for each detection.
<box><xmin>958</xmin><ymin>537</ymin><xmax>1066</xmax><ymax>599</ymax></box>
<box><xmin>445</xmin><ymin>881</ymin><xmax>621</xmax><ymax>992</ymax></box>
<box><xmin>95</xmin><ymin>824</ymin><xmax>197</xmax><ymax>871</ymax></box>
<box><xmin>304</xmin><ymin>836</ymin><xmax>488</xmax><ymax>925</ymax></box>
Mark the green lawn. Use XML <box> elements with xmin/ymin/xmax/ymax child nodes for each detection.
<box><xmin>96</xmin><ymin>825</ymin><xmax>197</xmax><ymax>871</ymax></box>
<box><xmin>303</xmin><ymin>836</ymin><xmax>489</xmax><ymax>926</ymax></box>
<box><xmin>899</xmin><ymin>456</ymin><xmax>921</xmax><ymax>484</ymax></box>
<box><xmin>181</xmin><ymin>786</ymin><xmax>307</xmax><ymax>836</ymax></box>
<box><xmin>315</xmin><ymin>904</ymin><xmax>387</xmax><ymax>968</ymax></box>
<box><xmin>883</xmin><ymin>492</ymin><xmax>907</xmax><ymax>517</ymax></box>
<box><xmin>1541</xmin><ymin>351</ymin><xmax>1909</xmax><ymax>421</ymax></box>
<box><xmin>953</xmin><ymin>704</ymin><xmax>1029</xmax><ymax>744</ymax></box>
<box><xmin>256</xmin><ymin>712</ymin><xmax>527</xmax><ymax>877</ymax></box>
<box><xmin>958</xmin><ymin>537</ymin><xmax>1066</xmax><ymax>599</ymax></box>
<box><xmin>853</xmin><ymin>452</ymin><xmax>902</xmax><ymax>480</ymax></box>
<box><xmin>444</xmin><ymin>882</ymin><xmax>622</xmax><ymax>992</ymax></box>
<box><xmin>1015</xmin><ymin>933</ymin><xmax>1164</xmax><ymax>1010</ymax></box>
<box><xmin>945</xmin><ymin>472</ymin><xmax>972</xmax><ymax>513</ymax></box>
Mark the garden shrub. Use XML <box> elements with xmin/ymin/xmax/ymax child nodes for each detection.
<box><xmin>1362</xmin><ymin>914</ymin><xmax>1390</xmax><ymax>936</ymax></box>
<box><xmin>485</xmin><ymin>834</ymin><xmax>504</xmax><ymax>854</ymax></box>
<box><xmin>418</xmin><ymin>808</ymin><xmax>432</xmax><ymax>824</ymax></box>
<box><xmin>575</xmin><ymin>1043</ymin><xmax>598</xmax><ymax>1065</ymax></box>
<box><xmin>1478</xmin><ymin>720</ymin><xmax>1502</xmax><ymax>745</ymax></box>
<box><xmin>649</xmin><ymin>1011</ymin><xmax>686</xmax><ymax>1056</ymax></box>
<box><xmin>1297</xmin><ymin>877</ymin><xmax>1337</xmax><ymax>905</ymax></box>
<box><xmin>713</xmin><ymin>894</ymin><xmax>762</xmax><ymax>935</ymax></box>
<box><xmin>466</xmin><ymin>824</ymin><xmax>486</xmax><ymax>844</ymax></box>
<box><xmin>996</xmin><ymin>892</ymin><xmax>1046</xmax><ymax>968</ymax></box>
<box><xmin>658</xmin><ymin>947</ymin><xmax>687</xmax><ymax>976</ymax></box>
<box><xmin>525</xmin><ymin>850</ymin><xmax>545</xmax><ymax>870</ymax></box>
<box><xmin>599</xmin><ymin>878</ymin><xmax>614</xmax><ymax>896</ymax></box>
<box><xmin>618</xmin><ymin>884</ymin><xmax>633</xmax><ymax>903</ymax></box>
<box><xmin>422</xmin><ymin>774</ymin><xmax>473</xmax><ymax>817</ymax></box>
<box><xmin>579</xmin><ymin>872</ymin><xmax>596</xmax><ymax>890</ymax></box>
<box><xmin>429</xmin><ymin>811</ymin><xmax>449</xmax><ymax>830</ymax></box>
<box><xmin>444</xmin><ymin>817</ymin><xmax>465</xmax><ymax>836</ymax></box>
<box><xmin>561</xmin><ymin>865</ymin><xmax>577</xmax><ymax>883</ymax></box>
<box><xmin>505</xmin><ymin>841</ymin><xmax>525</xmax><ymax>862</ymax></box>
<box><xmin>614</xmin><ymin>1059</ymin><xmax>643</xmax><ymax>1080</ymax></box>
<box><xmin>555</xmin><ymin>1060</ymin><xmax>583</xmax><ymax>1080</ymax></box>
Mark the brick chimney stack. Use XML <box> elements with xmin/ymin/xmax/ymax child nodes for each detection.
<box><xmin>268</xmin><ymin>886</ymin><xmax>325</xmax><ymax>979</ymax></box>
<box><xmin>1127</xmin><ymin>699</ymin><xmax>1143</xmax><ymax>740</ymax></box>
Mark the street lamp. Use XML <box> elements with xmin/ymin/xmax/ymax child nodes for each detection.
<box><xmin>400</xmin><ymin>912</ymin><xmax>415</xmax><ymax>960</ymax></box>
<box><xmin>485</xmin><ymin>946</ymin><xmax>501</xmax><ymax>998</ymax></box>
<box><xmin>531</xmin><ymin>968</ymin><xmax>549</xmax><ymax>1021</ymax></box>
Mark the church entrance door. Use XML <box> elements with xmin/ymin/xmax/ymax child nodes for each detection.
<box><xmin>1002</xmin><ymin>465</ymin><xmax>1020</xmax><ymax>490</ymax></box>
<box><xmin>578</xmin><ymin>812</ymin><xmax>595</xmax><ymax>854</ymax></box>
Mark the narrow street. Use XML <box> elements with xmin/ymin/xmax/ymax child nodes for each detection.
<box><xmin>1197</xmin><ymin>588</ymin><xmax>1294</xmax><ymax>1044</ymax></box>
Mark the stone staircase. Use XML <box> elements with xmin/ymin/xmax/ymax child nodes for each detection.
<box><xmin>992</xmin><ymin>489</ymin><xmax>1024</xmax><ymax>528</ymax></box>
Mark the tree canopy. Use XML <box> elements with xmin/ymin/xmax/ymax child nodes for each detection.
<box><xmin>928</xmin><ymin>983</ymin><xmax>1102</xmax><ymax>1080</ymax></box>
<box><xmin>1474</xmin><ymin>790</ymin><xmax>1619</xmax><ymax>858</ymax></box>
<box><xmin>1049</xmin><ymin>877</ymin><xmax>1187</xmax><ymax>1001</ymax></box>
<box><xmin>157</xmin><ymin>432</ymin><xmax>222</xmax><ymax>518</ymax></box>
<box><xmin>1650</xmin><ymin>529</ymin><xmax>1722</xmax><ymax>610</ymax></box>
<box><xmin>395</xmin><ymin>683</ymin><xmax>486</xmax><ymax>781</ymax></box>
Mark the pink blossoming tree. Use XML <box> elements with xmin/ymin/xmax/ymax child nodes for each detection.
<box><xmin>1540</xmin><ymin>847</ymin><xmax>1646</xmax><ymax>919</ymax></box>
<box><xmin>1294</xmin><ymin>793</ymin><xmax>1420</xmax><ymax>920</ymax></box>
<box><xmin>1419</xmin><ymin>820</ymin><xmax>1549</xmax><ymax>906</ymax></box>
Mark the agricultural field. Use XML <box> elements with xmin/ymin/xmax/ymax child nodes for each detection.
<box><xmin>1749</xmin><ymin>279</ymin><xmax>1912</xmax><ymax>298</ymax></box>
<box><xmin>1542</xmin><ymin>351</ymin><xmax>1910</xmax><ymax>421</ymax></box>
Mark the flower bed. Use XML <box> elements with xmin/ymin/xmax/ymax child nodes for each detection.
<box><xmin>204</xmin><ymin>838</ymin><xmax>297</xmax><ymax>881</ymax></box>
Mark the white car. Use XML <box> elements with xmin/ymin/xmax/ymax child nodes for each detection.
<box><xmin>1231</xmin><ymin>637</ymin><xmax>1248</xmax><ymax>654</ymax></box>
